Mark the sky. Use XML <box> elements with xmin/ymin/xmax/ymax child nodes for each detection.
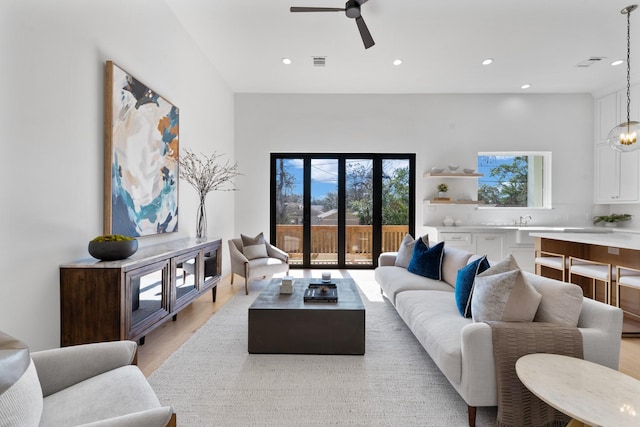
<box><xmin>281</xmin><ymin>158</ymin><xmax>409</xmax><ymax>200</ymax></box>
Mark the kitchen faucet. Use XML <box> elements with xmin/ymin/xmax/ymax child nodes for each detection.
<box><xmin>518</xmin><ymin>215</ymin><xmax>532</xmax><ymax>226</ymax></box>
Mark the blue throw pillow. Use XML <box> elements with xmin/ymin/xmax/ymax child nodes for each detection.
<box><xmin>407</xmin><ymin>240</ymin><xmax>445</xmax><ymax>280</ymax></box>
<box><xmin>455</xmin><ymin>256</ymin><xmax>491</xmax><ymax>318</ymax></box>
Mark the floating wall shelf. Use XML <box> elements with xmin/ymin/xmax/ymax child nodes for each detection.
<box><xmin>424</xmin><ymin>199</ymin><xmax>485</xmax><ymax>205</ymax></box>
<box><xmin>423</xmin><ymin>172</ymin><xmax>484</xmax><ymax>178</ymax></box>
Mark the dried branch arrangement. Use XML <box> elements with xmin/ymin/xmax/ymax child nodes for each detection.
<box><xmin>178</xmin><ymin>149</ymin><xmax>241</xmax><ymax>199</ymax></box>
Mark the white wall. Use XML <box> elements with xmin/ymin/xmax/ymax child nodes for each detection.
<box><xmin>0</xmin><ymin>0</ymin><xmax>234</xmax><ymax>350</ymax></box>
<box><xmin>234</xmin><ymin>93</ymin><xmax>595</xmax><ymax>236</ymax></box>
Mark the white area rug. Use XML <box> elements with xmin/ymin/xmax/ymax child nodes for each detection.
<box><xmin>148</xmin><ymin>271</ymin><xmax>497</xmax><ymax>426</ymax></box>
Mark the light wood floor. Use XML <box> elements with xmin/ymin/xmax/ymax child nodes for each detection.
<box><xmin>137</xmin><ymin>274</ymin><xmax>640</xmax><ymax>380</ymax></box>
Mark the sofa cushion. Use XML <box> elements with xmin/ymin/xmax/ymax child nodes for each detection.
<box><xmin>395</xmin><ymin>290</ymin><xmax>471</xmax><ymax>384</ymax></box>
<box><xmin>455</xmin><ymin>256</ymin><xmax>491</xmax><ymax>318</ymax></box>
<box><xmin>248</xmin><ymin>257</ymin><xmax>288</xmax><ymax>278</ymax></box>
<box><xmin>471</xmin><ymin>269</ymin><xmax>542</xmax><ymax>322</ymax></box>
<box><xmin>375</xmin><ymin>266</ymin><xmax>454</xmax><ymax>306</ymax></box>
<box><xmin>441</xmin><ymin>246</ymin><xmax>475</xmax><ymax>287</ymax></box>
<box><xmin>395</xmin><ymin>234</ymin><xmax>428</xmax><ymax>268</ymax></box>
<box><xmin>40</xmin><ymin>365</ymin><xmax>162</xmax><ymax>426</ymax></box>
<box><xmin>408</xmin><ymin>240</ymin><xmax>444</xmax><ymax>280</ymax></box>
<box><xmin>525</xmin><ymin>272</ymin><xmax>584</xmax><ymax>326</ymax></box>
<box><xmin>241</xmin><ymin>232</ymin><xmax>269</xmax><ymax>260</ymax></box>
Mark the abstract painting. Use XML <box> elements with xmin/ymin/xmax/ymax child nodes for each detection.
<box><xmin>104</xmin><ymin>61</ymin><xmax>179</xmax><ymax>236</ymax></box>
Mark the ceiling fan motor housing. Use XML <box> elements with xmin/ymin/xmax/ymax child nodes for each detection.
<box><xmin>345</xmin><ymin>0</ymin><xmax>361</xmax><ymax>18</ymax></box>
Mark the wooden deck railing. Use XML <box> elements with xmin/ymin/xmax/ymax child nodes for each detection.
<box><xmin>275</xmin><ymin>224</ymin><xmax>408</xmax><ymax>259</ymax></box>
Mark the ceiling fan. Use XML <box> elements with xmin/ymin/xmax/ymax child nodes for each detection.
<box><xmin>290</xmin><ymin>0</ymin><xmax>375</xmax><ymax>49</ymax></box>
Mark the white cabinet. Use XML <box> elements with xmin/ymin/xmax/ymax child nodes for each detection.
<box><xmin>594</xmin><ymin>86</ymin><xmax>640</xmax><ymax>204</ymax></box>
<box><xmin>430</xmin><ymin>227</ymin><xmax>533</xmax><ymax>272</ymax></box>
<box><xmin>439</xmin><ymin>232</ymin><xmax>505</xmax><ymax>262</ymax></box>
<box><xmin>595</xmin><ymin>144</ymin><xmax>639</xmax><ymax>203</ymax></box>
<box><xmin>441</xmin><ymin>232</ymin><xmax>473</xmax><ymax>253</ymax></box>
<box><xmin>475</xmin><ymin>233</ymin><xmax>505</xmax><ymax>263</ymax></box>
<box><xmin>595</xmin><ymin>92</ymin><xmax>619</xmax><ymax>144</ymax></box>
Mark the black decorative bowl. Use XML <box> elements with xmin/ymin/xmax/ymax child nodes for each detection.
<box><xmin>88</xmin><ymin>239</ymin><xmax>138</xmax><ymax>261</ymax></box>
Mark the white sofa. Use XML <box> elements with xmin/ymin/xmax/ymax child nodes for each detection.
<box><xmin>375</xmin><ymin>245</ymin><xmax>623</xmax><ymax>427</ymax></box>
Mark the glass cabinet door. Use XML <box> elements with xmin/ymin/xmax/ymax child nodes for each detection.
<box><xmin>202</xmin><ymin>244</ymin><xmax>220</xmax><ymax>289</ymax></box>
<box><xmin>173</xmin><ymin>251</ymin><xmax>199</xmax><ymax>310</ymax></box>
<box><xmin>126</xmin><ymin>259</ymin><xmax>170</xmax><ymax>340</ymax></box>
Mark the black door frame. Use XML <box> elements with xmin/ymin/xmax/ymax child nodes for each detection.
<box><xmin>270</xmin><ymin>153</ymin><xmax>415</xmax><ymax>269</ymax></box>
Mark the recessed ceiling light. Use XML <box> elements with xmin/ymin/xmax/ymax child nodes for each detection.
<box><xmin>282</xmin><ymin>58</ymin><xmax>292</xmax><ymax>65</ymax></box>
<box><xmin>393</xmin><ymin>59</ymin><xmax>403</xmax><ymax>66</ymax></box>
<box><xmin>612</xmin><ymin>59</ymin><xmax>625</xmax><ymax>66</ymax></box>
<box><xmin>521</xmin><ymin>84</ymin><xmax>531</xmax><ymax>89</ymax></box>
<box><xmin>481</xmin><ymin>58</ymin><xmax>493</xmax><ymax>65</ymax></box>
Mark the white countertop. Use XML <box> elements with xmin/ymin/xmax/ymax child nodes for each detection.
<box><xmin>425</xmin><ymin>225</ymin><xmax>606</xmax><ymax>233</ymax></box>
<box><xmin>429</xmin><ymin>225</ymin><xmax>588</xmax><ymax>231</ymax></box>
<box><xmin>530</xmin><ymin>230</ymin><xmax>640</xmax><ymax>251</ymax></box>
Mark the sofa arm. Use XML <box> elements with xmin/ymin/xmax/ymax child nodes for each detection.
<box><xmin>577</xmin><ymin>298</ymin><xmax>623</xmax><ymax>370</ymax></box>
<box><xmin>459</xmin><ymin>322</ymin><xmax>498</xmax><ymax>407</ymax></box>
<box><xmin>266</xmin><ymin>242</ymin><xmax>289</xmax><ymax>263</ymax></box>
<box><xmin>78</xmin><ymin>407</ymin><xmax>174</xmax><ymax>427</ymax></box>
<box><xmin>228</xmin><ymin>239</ymin><xmax>249</xmax><ymax>276</ymax></box>
<box><xmin>378</xmin><ymin>252</ymin><xmax>398</xmax><ymax>267</ymax></box>
<box><xmin>32</xmin><ymin>340</ymin><xmax>137</xmax><ymax>397</ymax></box>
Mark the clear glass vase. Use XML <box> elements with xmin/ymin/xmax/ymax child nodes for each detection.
<box><xmin>195</xmin><ymin>196</ymin><xmax>207</xmax><ymax>242</ymax></box>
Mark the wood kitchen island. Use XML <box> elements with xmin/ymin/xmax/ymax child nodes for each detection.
<box><xmin>532</xmin><ymin>231</ymin><xmax>640</xmax><ymax>336</ymax></box>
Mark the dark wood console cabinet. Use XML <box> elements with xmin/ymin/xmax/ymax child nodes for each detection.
<box><xmin>60</xmin><ymin>238</ymin><xmax>222</xmax><ymax>346</ymax></box>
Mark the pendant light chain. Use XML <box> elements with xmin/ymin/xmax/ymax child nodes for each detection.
<box><xmin>627</xmin><ymin>8</ymin><xmax>632</xmax><ymax>124</ymax></box>
<box><xmin>609</xmin><ymin>5</ymin><xmax>640</xmax><ymax>151</ymax></box>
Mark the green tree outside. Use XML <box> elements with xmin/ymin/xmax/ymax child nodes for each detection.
<box><xmin>478</xmin><ymin>156</ymin><xmax>528</xmax><ymax>207</ymax></box>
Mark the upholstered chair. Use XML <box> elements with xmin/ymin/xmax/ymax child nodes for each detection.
<box><xmin>0</xmin><ymin>331</ymin><xmax>175</xmax><ymax>427</ymax></box>
<box><xmin>228</xmin><ymin>233</ymin><xmax>289</xmax><ymax>295</ymax></box>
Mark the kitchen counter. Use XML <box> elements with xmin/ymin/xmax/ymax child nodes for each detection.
<box><xmin>530</xmin><ymin>231</ymin><xmax>640</xmax><ymax>251</ymax></box>
<box><xmin>426</xmin><ymin>225</ymin><xmax>600</xmax><ymax>233</ymax></box>
<box><xmin>533</xmin><ymin>230</ymin><xmax>640</xmax><ymax>335</ymax></box>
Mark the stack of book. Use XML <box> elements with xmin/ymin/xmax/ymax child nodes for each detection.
<box><xmin>304</xmin><ymin>284</ymin><xmax>338</xmax><ymax>303</ymax></box>
<box><xmin>280</xmin><ymin>276</ymin><xmax>295</xmax><ymax>294</ymax></box>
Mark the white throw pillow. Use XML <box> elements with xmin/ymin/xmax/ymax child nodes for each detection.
<box><xmin>477</xmin><ymin>254</ymin><xmax>519</xmax><ymax>278</ymax></box>
<box><xmin>526</xmin><ymin>272</ymin><xmax>583</xmax><ymax>326</ymax></box>
<box><xmin>471</xmin><ymin>269</ymin><xmax>542</xmax><ymax>322</ymax></box>
<box><xmin>395</xmin><ymin>234</ymin><xmax>428</xmax><ymax>268</ymax></box>
<box><xmin>241</xmin><ymin>233</ymin><xmax>269</xmax><ymax>260</ymax></box>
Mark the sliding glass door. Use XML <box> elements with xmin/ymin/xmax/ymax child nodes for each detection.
<box><xmin>271</xmin><ymin>153</ymin><xmax>415</xmax><ymax>269</ymax></box>
<box><xmin>311</xmin><ymin>158</ymin><xmax>339</xmax><ymax>265</ymax></box>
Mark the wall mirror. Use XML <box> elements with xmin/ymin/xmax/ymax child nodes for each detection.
<box><xmin>477</xmin><ymin>151</ymin><xmax>552</xmax><ymax>209</ymax></box>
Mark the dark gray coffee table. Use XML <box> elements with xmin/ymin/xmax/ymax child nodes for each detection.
<box><xmin>248</xmin><ymin>278</ymin><xmax>365</xmax><ymax>355</ymax></box>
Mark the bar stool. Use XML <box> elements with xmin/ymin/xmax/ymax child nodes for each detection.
<box><xmin>568</xmin><ymin>257</ymin><xmax>612</xmax><ymax>304</ymax></box>
<box><xmin>615</xmin><ymin>265</ymin><xmax>640</xmax><ymax>319</ymax></box>
<box><xmin>534</xmin><ymin>250</ymin><xmax>569</xmax><ymax>281</ymax></box>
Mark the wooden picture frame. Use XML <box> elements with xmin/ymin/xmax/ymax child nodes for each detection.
<box><xmin>104</xmin><ymin>61</ymin><xmax>179</xmax><ymax>236</ymax></box>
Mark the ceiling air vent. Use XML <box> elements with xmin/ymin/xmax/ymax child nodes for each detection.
<box><xmin>576</xmin><ymin>57</ymin><xmax>605</xmax><ymax>68</ymax></box>
<box><xmin>313</xmin><ymin>56</ymin><xmax>326</xmax><ymax>67</ymax></box>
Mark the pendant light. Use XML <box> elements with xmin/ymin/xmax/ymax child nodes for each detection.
<box><xmin>608</xmin><ymin>5</ymin><xmax>640</xmax><ymax>152</ymax></box>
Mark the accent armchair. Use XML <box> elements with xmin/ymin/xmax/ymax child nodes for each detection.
<box><xmin>229</xmin><ymin>233</ymin><xmax>290</xmax><ymax>294</ymax></box>
<box><xmin>0</xmin><ymin>331</ymin><xmax>175</xmax><ymax>427</ymax></box>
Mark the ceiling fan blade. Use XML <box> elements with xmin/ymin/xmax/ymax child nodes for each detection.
<box><xmin>355</xmin><ymin>16</ymin><xmax>375</xmax><ymax>49</ymax></box>
<box><xmin>290</xmin><ymin>7</ymin><xmax>346</xmax><ymax>12</ymax></box>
